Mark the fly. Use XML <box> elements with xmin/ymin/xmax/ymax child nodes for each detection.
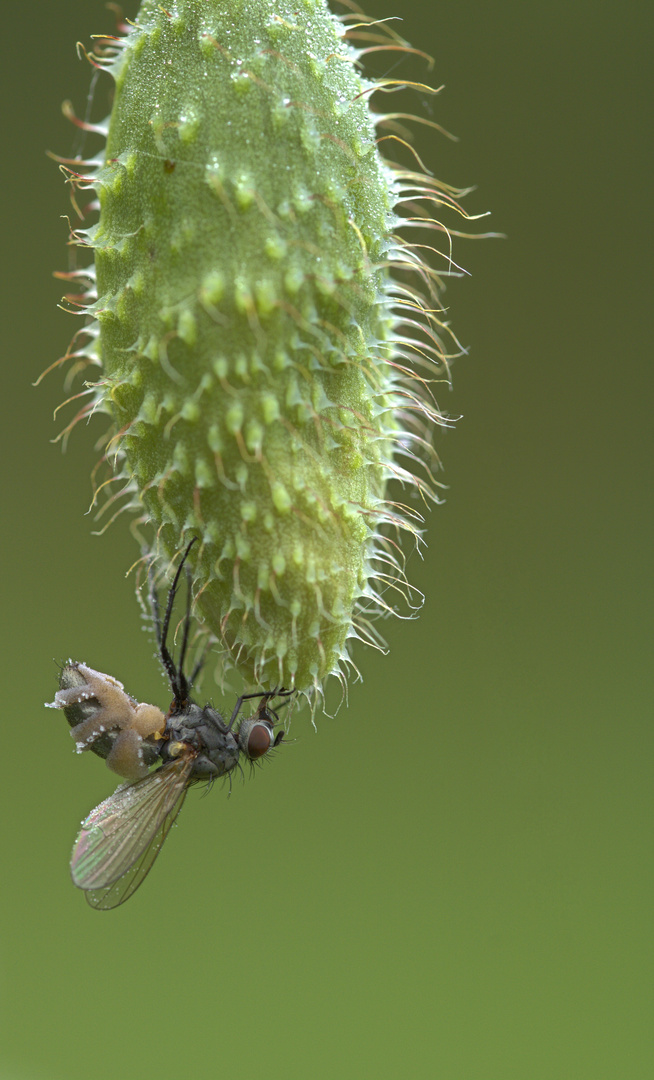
<box><xmin>47</xmin><ymin>540</ymin><xmax>292</xmax><ymax>909</ymax></box>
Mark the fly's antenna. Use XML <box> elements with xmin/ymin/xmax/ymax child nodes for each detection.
<box><xmin>154</xmin><ymin>538</ymin><xmax>198</xmax><ymax>708</ymax></box>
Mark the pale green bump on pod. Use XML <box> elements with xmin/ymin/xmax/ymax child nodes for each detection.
<box><xmin>56</xmin><ymin>0</ymin><xmax>468</xmax><ymax>700</ymax></box>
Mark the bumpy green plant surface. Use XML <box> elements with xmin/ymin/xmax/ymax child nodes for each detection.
<box><xmin>55</xmin><ymin>0</ymin><xmax>468</xmax><ymax>699</ymax></box>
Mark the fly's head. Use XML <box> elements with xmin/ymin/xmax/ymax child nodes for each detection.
<box><xmin>236</xmin><ymin>694</ymin><xmax>288</xmax><ymax>762</ymax></box>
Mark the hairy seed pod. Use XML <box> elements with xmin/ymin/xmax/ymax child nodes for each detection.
<box><xmin>55</xmin><ymin>0</ymin><xmax>470</xmax><ymax>699</ymax></box>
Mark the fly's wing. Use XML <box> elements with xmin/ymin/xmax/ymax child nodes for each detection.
<box><xmin>71</xmin><ymin>757</ymin><xmax>194</xmax><ymax>910</ymax></box>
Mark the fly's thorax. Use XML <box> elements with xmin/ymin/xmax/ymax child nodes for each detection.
<box><xmin>165</xmin><ymin>703</ymin><xmax>240</xmax><ymax>777</ymax></box>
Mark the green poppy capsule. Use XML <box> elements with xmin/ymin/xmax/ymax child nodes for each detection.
<box><xmin>57</xmin><ymin>1</ymin><xmax>466</xmax><ymax>700</ymax></box>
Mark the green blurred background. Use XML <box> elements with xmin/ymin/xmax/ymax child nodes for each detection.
<box><xmin>1</xmin><ymin>1</ymin><xmax>650</xmax><ymax>1077</ymax></box>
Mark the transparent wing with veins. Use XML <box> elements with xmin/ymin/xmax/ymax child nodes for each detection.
<box><xmin>71</xmin><ymin>756</ymin><xmax>195</xmax><ymax>910</ymax></box>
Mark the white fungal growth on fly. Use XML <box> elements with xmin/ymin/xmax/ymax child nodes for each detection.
<box><xmin>51</xmin><ymin>1</ymin><xmax>480</xmax><ymax>702</ymax></box>
<box><xmin>47</xmin><ymin>662</ymin><xmax>166</xmax><ymax>781</ymax></box>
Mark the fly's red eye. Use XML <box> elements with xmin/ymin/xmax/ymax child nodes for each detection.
<box><xmin>246</xmin><ymin>722</ymin><xmax>272</xmax><ymax>760</ymax></box>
